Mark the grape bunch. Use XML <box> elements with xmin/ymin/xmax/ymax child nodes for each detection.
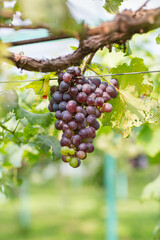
<box><xmin>48</xmin><ymin>66</ymin><xmax>119</xmax><ymax>168</ymax></box>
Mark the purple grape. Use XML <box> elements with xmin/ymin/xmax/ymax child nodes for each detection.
<box><xmin>95</xmin><ymin>109</ymin><xmax>101</xmax><ymax>118</ymax></box>
<box><xmin>91</xmin><ymin>120</ymin><xmax>100</xmax><ymax>130</ymax></box>
<box><xmin>77</xmin><ymin>79</ymin><xmax>84</xmax><ymax>84</ymax></box>
<box><xmin>110</xmin><ymin>78</ymin><xmax>119</xmax><ymax>88</ymax></box>
<box><xmin>52</xmin><ymin>91</ymin><xmax>63</xmax><ymax>103</ymax></box>
<box><xmin>75</xmin><ymin>113</ymin><xmax>85</xmax><ymax>123</ymax></box>
<box><xmin>63</xmin><ymin>72</ymin><xmax>72</xmax><ymax>83</ymax></box>
<box><xmin>53</xmin><ymin>103</ymin><xmax>59</xmax><ymax>112</ymax></box>
<box><xmin>55</xmin><ymin>110</ymin><xmax>62</xmax><ymax>119</ymax></box>
<box><xmin>66</xmin><ymin>100</ymin><xmax>77</xmax><ymax>113</ymax></box>
<box><xmin>62</xmin><ymin>110</ymin><xmax>72</xmax><ymax>122</ymax></box>
<box><xmin>48</xmin><ymin>104</ymin><xmax>54</xmax><ymax>112</ymax></box>
<box><xmin>95</xmin><ymin>97</ymin><xmax>104</xmax><ymax>107</ymax></box>
<box><xmin>76</xmin><ymin>151</ymin><xmax>86</xmax><ymax>160</ymax></box>
<box><xmin>79</xmin><ymin>129</ymin><xmax>88</xmax><ymax>139</ymax></box>
<box><xmin>91</xmin><ymin>77</ymin><xmax>101</xmax><ymax>87</ymax></box>
<box><xmin>84</xmin><ymin>138</ymin><xmax>93</xmax><ymax>143</ymax></box>
<box><xmin>61</xmin><ymin>155</ymin><xmax>68</xmax><ymax>162</ymax></box>
<box><xmin>58</xmin><ymin>72</ymin><xmax>65</xmax><ymax>81</ymax></box>
<box><xmin>87</xmin><ymin>97</ymin><xmax>95</xmax><ymax>106</ymax></box>
<box><xmin>87</xmin><ymin>143</ymin><xmax>94</xmax><ymax>153</ymax></box>
<box><xmin>88</xmin><ymin>92</ymin><xmax>96</xmax><ymax>99</ymax></box>
<box><xmin>102</xmin><ymin>92</ymin><xmax>111</xmax><ymax>102</ymax></box>
<box><xmin>62</xmin><ymin>124</ymin><xmax>69</xmax><ymax>131</ymax></box>
<box><xmin>50</xmin><ymin>98</ymin><xmax>54</xmax><ymax>105</ymax></box>
<box><xmin>106</xmin><ymin>85</ymin><xmax>118</xmax><ymax>98</ymax></box>
<box><xmin>77</xmin><ymin>92</ymin><xmax>87</xmax><ymax>103</ymax></box>
<box><xmin>74</xmin><ymin>67</ymin><xmax>81</xmax><ymax>76</ymax></box>
<box><xmin>102</xmin><ymin>103</ymin><xmax>113</xmax><ymax>113</ymax></box>
<box><xmin>68</xmin><ymin>121</ymin><xmax>77</xmax><ymax>130</ymax></box>
<box><xmin>95</xmin><ymin>88</ymin><xmax>103</xmax><ymax>97</ymax></box>
<box><xmin>64</xmin><ymin>129</ymin><xmax>74</xmax><ymax>138</ymax></box>
<box><xmin>59</xmin><ymin>101</ymin><xmax>67</xmax><ymax>111</ymax></box>
<box><xmin>71</xmin><ymin>135</ymin><xmax>82</xmax><ymax>146</ymax></box>
<box><xmin>90</xmin><ymin>83</ymin><xmax>96</xmax><ymax>92</ymax></box>
<box><xmin>70</xmin><ymin>87</ymin><xmax>78</xmax><ymax>96</ymax></box>
<box><xmin>76</xmin><ymin>106</ymin><xmax>87</xmax><ymax>116</ymax></box>
<box><xmin>59</xmin><ymin>81</ymin><xmax>70</xmax><ymax>93</ymax></box>
<box><xmin>63</xmin><ymin>93</ymin><xmax>71</xmax><ymax>101</ymax></box>
<box><xmin>55</xmin><ymin>120</ymin><xmax>64</xmax><ymax>130</ymax></box>
<box><xmin>82</xmin><ymin>84</ymin><xmax>91</xmax><ymax>94</ymax></box>
<box><xmin>60</xmin><ymin>136</ymin><xmax>71</xmax><ymax>147</ymax></box>
<box><xmin>87</xmin><ymin>126</ymin><xmax>96</xmax><ymax>138</ymax></box>
<box><xmin>99</xmin><ymin>82</ymin><xmax>108</xmax><ymax>91</ymax></box>
<box><xmin>50</xmin><ymin>85</ymin><xmax>59</xmax><ymax>96</ymax></box>
<box><xmin>77</xmin><ymin>121</ymin><xmax>87</xmax><ymax>130</ymax></box>
<box><xmin>76</xmin><ymin>84</ymin><xmax>82</xmax><ymax>91</ymax></box>
<box><xmin>66</xmin><ymin>66</ymin><xmax>75</xmax><ymax>74</ymax></box>
<box><xmin>86</xmin><ymin>106</ymin><xmax>96</xmax><ymax>115</ymax></box>
<box><xmin>78</xmin><ymin>143</ymin><xmax>88</xmax><ymax>152</ymax></box>
<box><xmin>87</xmin><ymin>115</ymin><xmax>97</xmax><ymax>125</ymax></box>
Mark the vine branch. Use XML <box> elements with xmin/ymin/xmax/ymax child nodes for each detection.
<box><xmin>3</xmin><ymin>7</ymin><xmax>160</xmax><ymax>73</ymax></box>
<box><xmin>0</xmin><ymin>123</ymin><xmax>22</xmax><ymax>144</ymax></box>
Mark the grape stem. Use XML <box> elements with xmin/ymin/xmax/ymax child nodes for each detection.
<box><xmin>0</xmin><ymin>122</ymin><xmax>22</xmax><ymax>144</ymax></box>
<box><xmin>81</xmin><ymin>53</ymin><xmax>96</xmax><ymax>74</ymax></box>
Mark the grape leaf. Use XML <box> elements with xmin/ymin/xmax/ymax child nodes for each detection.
<box><xmin>0</xmin><ymin>90</ymin><xmax>18</xmax><ymax>119</ymax></box>
<box><xmin>103</xmin><ymin>0</ymin><xmax>124</xmax><ymax>14</ymax></box>
<box><xmin>36</xmin><ymin>134</ymin><xmax>61</xmax><ymax>160</ymax></box>
<box><xmin>141</xmin><ymin>174</ymin><xmax>160</xmax><ymax>201</ymax></box>
<box><xmin>18</xmin><ymin>0</ymin><xmax>83</xmax><ymax>35</ymax></box>
<box><xmin>14</xmin><ymin>105</ymin><xmax>54</xmax><ymax>127</ymax></box>
<box><xmin>101</xmin><ymin>58</ymin><xmax>155</xmax><ymax>137</ymax></box>
<box><xmin>156</xmin><ymin>34</ymin><xmax>160</xmax><ymax>44</ymax></box>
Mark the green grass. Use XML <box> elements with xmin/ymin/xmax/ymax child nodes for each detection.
<box><xmin>0</xmin><ymin>179</ymin><xmax>159</xmax><ymax>240</ymax></box>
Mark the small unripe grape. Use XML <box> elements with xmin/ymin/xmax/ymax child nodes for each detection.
<box><xmin>69</xmin><ymin>157</ymin><xmax>81</xmax><ymax>168</ymax></box>
<box><xmin>69</xmin><ymin>148</ymin><xmax>75</xmax><ymax>155</ymax></box>
<box><xmin>66</xmin><ymin>156</ymin><xmax>72</xmax><ymax>162</ymax></box>
<box><xmin>61</xmin><ymin>146</ymin><xmax>70</xmax><ymax>155</ymax></box>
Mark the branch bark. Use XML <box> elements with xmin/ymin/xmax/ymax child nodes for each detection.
<box><xmin>5</xmin><ymin>7</ymin><xmax>160</xmax><ymax>73</ymax></box>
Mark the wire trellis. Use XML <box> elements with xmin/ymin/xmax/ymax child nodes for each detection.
<box><xmin>0</xmin><ymin>70</ymin><xmax>160</xmax><ymax>84</ymax></box>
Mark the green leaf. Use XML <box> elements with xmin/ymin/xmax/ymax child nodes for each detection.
<box><xmin>103</xmin><ymin>0</ymin><xmax>124</xmax><ymax>14</ymax></box>
<box><xmin>36</xmin><ymin>134</ymin><xmax>61</xmax><ymax>160</ymax></box>
<box><xmin>136</xmin><ymin>124</ymin><xmax>160</xmax><ymax>157</ymax></box>
<box><xmin>14</xmin><ymin>105</ymin><xmax>54</xmax><ymax>127</ymax></box>
<box><xmin>20</xmin><ymin>89</ymin><xmax>35</xmax><ymax>107</ymax></box>
<box><xmin>101</xmin><ymin>58</ymin><xmax>155</xmax><ymax>137</ymax></box>
<box><xmin>141</xmin><ymin>174</ymin><xmax>160</xmax><ymax>201</ymax></box>
<box><xmin>0</xmin><ymin>90</ymin><xmax>18</xmax><ymax>119</ymax></box>
<box><xmin>156</xmin><ymin>34</ymin><xmax>160</xmax><ymax>44</ymax></box>
<box><xmin>19</xmin><ymin>0</ymin><xmax>83</xmax><ymax>35</ymax></box>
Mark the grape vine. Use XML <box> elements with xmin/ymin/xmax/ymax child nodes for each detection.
<box><xmin>48</xmin><ymin>67</ymin><xmax>119</xmax><ymax>168</ymax></box>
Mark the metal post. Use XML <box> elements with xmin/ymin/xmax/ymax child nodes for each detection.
<box><xmin>104</xmin><ymin>154</ymin><xmax>118</xmax><ymax>240</ymax></box>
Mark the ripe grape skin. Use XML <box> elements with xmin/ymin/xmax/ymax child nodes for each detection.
<box><xmin>86</xmin><ymin>106</ymin><xmax>96</xmax><ymax>115</ymax></box>
<box><xmin>102</xmin><ymin>92</ymin><xmax>111</xmax><ymax>102</ymax></box>
<box><xmin>68</xmin><ymin>121</ymin><xmax>77</xmax><ymax>130</ymax></box>
<box><xmin>71</xmin><ymin>135</ymin><xmax>82</xmax><ymax>146</ymax></box>
<box><xmin>55</xmin><ymin>120</ymin><xmax>64</xmax><ymax>130</ymax></box>
<box><xmin>87</xmin><ymin>115</ymin><xmax>97</xmax><ymax>125</ymax></box>
<box><xmin>95</xmin><ymin>109</ymin><xmax>101</xmax><ymax>118</ymax></box>
<box><xmin>91</xmin><ymin>120</ymin><xmax>100</xmax><ymax>130</ymax></box>
<box><xmin>59</xmin><ymin>81</ymin><xmax>70</xmax><ymax>93</ymax></box>
<box><xmin>75</xmin><ymin>113</ymin><xmax>85</xmax><ymax>123</ymax></box>
<box><xmin>99</xmin><ymin>82</ymin><xmax>108</xmax><ymax>91</ymax></box>
<box><xmin>77</xmin><ymin>92</ymin><xmax>87</xmax><ymax>103</ymax></box>
<box><xmin>84</xmin><ymin>138</ymin><xmax>93</xmax><ymax>143</ymax></box>
<box><xmin>53</xmin><ymin>103</ymin><xmax>59</xmax><ymax>112</ymax></box>
<box><xmin>88</xmin><ymin>92</ymin><xmax>96</xmax><ymax>99</ymax></box>
<box><xmin>66</xmin><ymin>100</ymin><xmax>77</xmax><ymax>113</ymax></box>
<box><xmin>61</xmin><ymin>155</ymin><xmax>68</xmax><ymax>162</ymax></box>
<box><xmin>90</xmin><ymin>83</ymin><xmax>96</xmax><ymax>92</ymax></box>
<box><xmin>87</xmin><ymin>126</ymin><xmax>96</xmax><ymax>138</ymax></box>
<box><xmin>76</xmin><ymin>84</ymin><xmax>82</xmax><ymax>92</ymax></box>
<box><xmin>82</xmin><ymin>84</ymin><xmax>91</xmax><ymax>94</ymax></box>
<box><xmin>106</xmin><ymin>85</ymin><xmax>118</xmax><ymax>98</ymax></box>
<box><xmin>63</xmin><ymin>93</ymin><xmax>71</xmax><ymax>101</ymax></box>
<box><xmin>95</xmin><ymin>97</ymin><xmax>104</xmax><ymax>107</ymax></box>
<box><xmin>62</xmin><ymin>123</ymin><xmax>70</xmax><ymax>131</ymax></box>
<box><xmin>48</xmin><ymin>104</ymin><xmax>54</xmax><ymax>112</ymax></box>
<box><xmin>86</xmin><ymin>97</ymin><xmax>95</xmax><ymax>106</ymax></box>
<box><xmin>64</xmin><ymin>129</ymin><xmax>74</xmax><ymax>138</ymax></box>
<box><xmin>79</xmin><ymin>129</ymin><xmax>88</xmax><ymax>139</ymax></box>
<box><xmin>50</xmin><ymin>85</ymin><xmax>59</xmax><ymax>96</ymax></box>
<box><xmin>92</xmin><ymin>77</ymin><xmax>101</xmax><ymax>87</ymax></box>
<box><xmin>77</xmin><ymin>121</ymin><xmax>87</xmax><ymax>130</ymax></box>
<box><xmin>102</xmin><ymin>103</ymin><xmax>113</xmax><ymax>113</ymax></box>
<box><xmin>59</xmin><ymin>101</ymin><xmax>67</xmax><ymax>111</ymax></box>
<box><xmin>62</xmin><ymin>110</ymin><xmax>72</xmax><ymax>122</ymax></box>
<box><xmin>110</xmin><ymin>78</ymin><xmax>119</xmax><ymax>88</ymax></box>
<box><xmin>60</xmin><ymin>136</ymin><xmax>71</xmax><ymax>147</ymax></box>
<box><xmin>76</xmin><ymin>106</ymin><xmax>87</xmax><ymax>117</ymax></box>
<box><xmin>95</xmin><ymin>88</ymin><xmax>103</xmax><ymax>97</ymax></box>
<box><xmin>55</xmin><ymin>110</ymin><xmax>62</xmax><ymax>120</ymax></box>
<box><xmin>87</xmin><ymin>143</ymin><xmax>94</xmax><ymax>153</ymax></box>
<box><xmin>52</xmin><ymin>91</ymin><xmax>63</xmax><ymax>103</ymax></box>
<box><xmin>76</xmin><ymin>151</ymin><xmax>86</xmax><ymax>159</ymax></box>
<box><xmin>58</xmin><ymin>72</ymin><xmax>65</xmax><ymax>81</ymax></box>
<box><xmin>63</xmin><ymin>72</ymin><xmax>72</xmax><ymax>83</ymax></box>
<box><xmin>70</xmin><ymin>87</ymin><xmax>78</xmax><ymax>96</ymax></box>
<box><xmin>78</xmin><ymin>143</ymin><xmax>88</xmax><ymax>152</ymax></box>
<box><xmin>66</xmin><ymin>66</ymin><xmax>75</xmax><ymax>74</ymax></box>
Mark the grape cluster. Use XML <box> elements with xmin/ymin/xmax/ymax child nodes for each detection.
<box><xmin>48</xmin><ymin>66</ymin><xmax>119</xmax><ymax>168</ymax></box>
